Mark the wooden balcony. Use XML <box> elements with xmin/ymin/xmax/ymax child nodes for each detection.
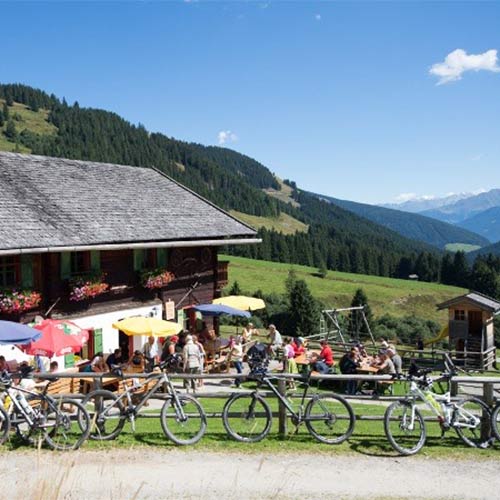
<box><xmin>217</xmin><ymin>260</ymin><xmax>229</xmax><ymax>289</ymax></box>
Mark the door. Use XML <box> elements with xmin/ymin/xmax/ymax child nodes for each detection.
<box><xmin>468</xmin><ymin>311</ymin><xmax>483</xmax><ymax>336</ymax></box>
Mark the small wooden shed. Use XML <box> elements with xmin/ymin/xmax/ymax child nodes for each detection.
<box><xmin>437</xmin><ymin>291</ymin><xmax>500</xmax><ymax>370</ymax></box>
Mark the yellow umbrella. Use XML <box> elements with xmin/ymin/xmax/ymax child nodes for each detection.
<box><xmin>112</xmin><ymin>317</ymin><xmax>182</xmax><ymax>336</ymax></box>
<box><xmin>213</xmin><ymin>295</ymin><xmax>266</xmax><ymax>311</ymax></box>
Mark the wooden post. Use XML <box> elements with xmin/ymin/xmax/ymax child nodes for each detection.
<box><xmin>277</xmin><ymin>378</ymin><xmax>287</xmax><ymax>439</ymax></box>
<box><xmin>450</xmin><ymin>380</ymin><xmax>458</xmax><ymax>397</ymax></box>
<box><xmin>481</xmin><ymin>382</ymin><xmax>494</xmax><ymax>442</ymax></box>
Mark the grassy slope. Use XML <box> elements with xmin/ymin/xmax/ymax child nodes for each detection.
<box><xmin>445</xmin><ymin>243</ymin><xmax>481</xmax><ymax>253</ymax></box>
<box><xmin>230</xmin><ymin>210</ymin><xmax>308</xmax><ymax>235</ymax></box>
<box><xmin>222</xmin><ymin>255</ymin><xmax>466</xmax><ymax>323</ymax></box>
<box><xmin>0</xmin><ymin>100</ymin><xmax>57</xmax><ymax>153</ymax></box>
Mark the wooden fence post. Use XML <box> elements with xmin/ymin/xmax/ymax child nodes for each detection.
<box><xmin>481</xmin><ymin>382</ymin><xmax>494</xmax><ymax>442</ymax></box>
<box><xmin>277</xmin><ymin>378</ymin><xmax>287</xmax><ymax>439</ymax></box>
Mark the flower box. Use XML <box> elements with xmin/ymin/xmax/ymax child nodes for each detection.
<box><xmin>0</xmin><ymin>290</ymin><xmax>42</xmax><ymax>314</ymax></box>
<box><xmin>69</xmin><ymin>274</ymin><xmax>109</xmax><ymax>302</ymax></box>
<box><xmin>140</xmin><ymin>269</ymin><xmax>175</xmax><ymax>290</ymax></box>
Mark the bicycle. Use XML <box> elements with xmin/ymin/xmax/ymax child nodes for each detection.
<box><xmin>0</xmin><ymin>371</ymin><xmax>90</xmax><ymax>450</ymax></box>
<box><xmin>384</xmin><ymin>367</ymin><xmax>490</xmax><ymax>456</ymax></box>
<box><xmin>222</xmin><ymin>371</ymin><xmax>355</xmax><ymax>443</ymax></box>
<box><xmin>82</xmin><ymin>363</ymin><xmax>206</xmax><ymax>445</ymax></box>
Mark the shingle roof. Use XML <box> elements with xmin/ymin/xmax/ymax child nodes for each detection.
<box><xmin>0</xmin><ymin>152</ymin><xmax>256</xmax><ymax>252</ymax></box>
<box><xmin>437</xmin><ymin>291</ymin><xmax>500</xmax><ymax>313</ymax></box>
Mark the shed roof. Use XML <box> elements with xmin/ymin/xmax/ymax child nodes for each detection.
<box><xmin>437</xmin><ymin>291</ymin><xmax>500</xmax><ymax>314</ymax></box>
<box><xmin>0</xmin><ymin>152</ymin><xmax>257</xmax><ymax>254</ymax></box>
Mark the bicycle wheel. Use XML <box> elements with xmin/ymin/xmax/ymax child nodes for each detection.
<box><xmin>44</xmin><ymin>398</ymin><xmax>91</xmax><ymax>451</ymax></box>
<box><xmin>384</xmin><ymin>400</ymin><xmax>426</xmax><ymax>456</ymax></box>
<box><xmin>454</xmin><ymin>397</ymin><xmax>491</xmax><ymax>448</ymax></box>
<box><xmin>305</xmin><ymin>393</ymin><xmax>355</xmax><ymax>444</ymax></box>
<box><xmin>0</xmin><ymin>404</ymin><xmax>10</xmax><ymax>445</ymax></box>
<box><xmin>222</xmin><ymin>393</ymin><xmax>272</xmax><ymax>443</ymax></box>
<box><xmin>160</xmin><ymin>394</ymin><xmax>206</xmax><ymax>445</ymax></box>
<box><xmin>491</xmin><ymin>403</ymin><xmax>500</xmax><ymax>442</ymax></box>
<box><xmin>83</xmin><ymin>390</ymin><xmax>125</xmax><ymax>441</ymax></box>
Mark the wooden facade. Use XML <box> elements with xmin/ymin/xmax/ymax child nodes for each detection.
<box><xmin>437</xmin><ymin>292</ymin><xmax>499</xmax><ymax>370</ymax></box>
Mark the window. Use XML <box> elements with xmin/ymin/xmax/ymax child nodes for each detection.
<box><xmin>0</xmin><ymin>256</ymin><xmax>20</xmax><ymax>287</ymax></box>
<box><xmin>70</xmin><ymin>251</ymin><xmax>90</xmax><ymax>275</ymax></box>
<box><xmin>454</xmin><ymin>309</ymin><xmax>466</xmax><ymax>321</ymax></box>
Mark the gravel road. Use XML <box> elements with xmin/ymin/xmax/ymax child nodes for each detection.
<box><xmin>2</xmin><ymin>449</ymin><xmax>499</xmax><ymax>500</ymax></box>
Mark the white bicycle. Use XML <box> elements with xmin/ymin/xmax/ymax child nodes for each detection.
<box><xmin>384</xmin><ymin>367</ymin><xmax>490</xmax><ymax>455</ymax></box>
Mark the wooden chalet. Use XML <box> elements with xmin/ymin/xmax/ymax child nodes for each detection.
<box><xmin>437</xmin><ymin>291</ymin><xmax>500</xmax><ymax>370</ymax></box>
<box><xmin>0</xmin><ymin>152</ymin><xmax>259</xmax><ymax>367</ymax></box>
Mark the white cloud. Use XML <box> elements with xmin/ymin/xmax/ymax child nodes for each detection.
<box><xmin>217</xmin><ymin>130</ymin><xmax>238</xmax><ymax>145</ymax></box>
<box><xmin>470</xmin><ymin>154</ymin><xmax>483</xmax><ymax>162</ymax></box>
<box><xmin>429</xmin><ymin>49</ymin><xmax>500</xmax><ymax>85</ymax></box>
<box><xmin>315</xmin><ymin>14</ymin><xmax>321</xmax><ymax>21</ymax></box>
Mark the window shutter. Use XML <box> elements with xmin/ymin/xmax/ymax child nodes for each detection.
<box><xmin>64</xmin><ymin>353</ymin><xmax>75</xmax><ymax>368</ymax></box>
<box><xmin>134</xmin><ymin>249</ymin><xmax>144</xmax><ymax>271</ymax></box>
<box><xmin>20</xmin><ymin>254</ymin><xmax>34</xmax><ymax>288</ymax></box>
<box><xmin>93</xmin><ymin>328</ymin><xmax>103</xmax><ymax>353</ymax></box>
<box><xmin>60</xmin><ymin>253</ymin><xmax>71</xmax><ymax>279</ymax></box>
<box><xmin>157</xmin><ymin>248</ymin><xmax>167</xmax><ymax>268</ymax></box>
<box><xmin>90</xmin><ymin>251</ymin><xmax>100</xmax><ymax>273</ymax></box>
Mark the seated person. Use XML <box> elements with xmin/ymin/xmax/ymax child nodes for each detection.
<box><xmin>356</xmin><ymin>343</ymin><xmax>369</xmax><ymax>359</ymax></box>
<box><xmin>291</xmin><ymin>337</ymin><xmax>306</xmax><ymax>357</ymax></box>
<box><xmin>128</xmin><ymin>350</ymin><xmax>146</xmax><ymax>372</ymax></box>
<box><xmin>311</xmin><ymin>340</ymin><xmax>334</xmax><ymax>374</ymax></box>
<box><xmin>386</xmin><ymin>347</ymin><xmax>402</xmax><ymax>374</ymax></box>
<box><xmin>106</xmin><ymin>348</ymin><xmax>123</xmax><ymax>370</ymax></box>
<box><xmin>339</xmin><ymin>349</ymin><xmax>359</xmax><ymax>395</ymax></box>
<box><xmin>49</xmin><ymin>361</ymin><xmax>59</xmax><ymax>373</ymax></box>
<box><xmin>376</xmin><ymin>350</ymin><xmax>396</xmax><ymax>375</ymax></box>
<box><xmin>82</xmin><ymin>352</ymin><xmax>108</xmax><ymax>372</ymax></box>
<box><xmin>241</xmin><ymin>322</ymin><xmax>258</xmax><ymax>344</ymax></box>
<box><xmin>0</xmin><ymin>355</ymin><xmax>8</xmax><ymax>373</ymax></box>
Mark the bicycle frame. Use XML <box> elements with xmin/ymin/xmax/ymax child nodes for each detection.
<box><xmin>258</xmin><ymin>375</ymin><xmax>311</xmax><ymax>423</ymax></box>
<box><xmin>107</xmin><ymin>371</ymin><xmax>186</xmax><ymax>421</ymax></box>
<box><xmin>2</xmin><ymin>383</ymin><xmax>51</xmax><ymax>427</ymax></box>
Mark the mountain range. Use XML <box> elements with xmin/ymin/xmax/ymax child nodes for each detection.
<box><xmin>0</xmin><ymin>82</ymin><xmax>498</xmax><ymax>269</ymax></box>
<box><xmin>310</xmin><ymin>194</ymin><xmax>489</xmax><ymax>250</ymax></box>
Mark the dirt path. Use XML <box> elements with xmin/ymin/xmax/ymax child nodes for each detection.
<box><xmin>2</xmin><ymin>449</ymin><xmax>499</xmax><ymax>500</ymax></box>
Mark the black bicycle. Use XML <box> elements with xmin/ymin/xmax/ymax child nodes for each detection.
<box><xmin>82</xmin><ymin>363</ymin><xmax>206</xmax><ymax>445</ymax></box>
<box><xmin>222</xmin><ymin>371</ymin><xmax>355</xmax><ymax>443</ymax></box>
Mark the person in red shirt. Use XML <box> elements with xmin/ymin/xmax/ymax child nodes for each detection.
<box><xmin>292</xmin><ymin>337</ymin><xmax>306</xmax><ymax>357</ymax></box>
<box><xmin>312</xmin><ymin>340</ymin><xmax>334</xmax><ymax>374</ymax></box>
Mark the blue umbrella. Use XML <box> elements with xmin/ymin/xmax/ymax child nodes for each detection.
<box><xmin>0</xmin><ymin>320</ymin><xmax>42</xmax><ymax>345</ymax></box>
<box><xmin>192</xmin><ymin>304</ymin><xmax>251</xmax><ymax>318</ymax></box>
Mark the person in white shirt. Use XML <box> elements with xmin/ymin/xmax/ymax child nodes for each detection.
<box><xmin>143</xmin><ymin>336</ymin><xmax>160</xmax><ymax>372</ymax></box>
<box><xmin>182</xmin><ymin>335</ymin><xmax>202</xmax><ymax>392</ymax></box>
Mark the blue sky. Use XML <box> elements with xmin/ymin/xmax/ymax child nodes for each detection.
<box><xmin>1</xmin><ymin>1</ymin><xmax>499</xmax><ymax>204</ymax></box>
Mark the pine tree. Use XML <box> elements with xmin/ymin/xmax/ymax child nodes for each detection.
<box><xmin>350</xmin><ymin>288</ymin><xmax>373</xmax><ymax>335</ymax></box>
<box><xmin>229</xmin><ymin>280</ymin><xmax>242</xmax><ymax>296</ymax></box>
<box><xmin>2</xmin><ymin>102</ymin><xmax>9</xmax><ymax>121</ymax></box>
<box><xmin>0</xmin><ymin>109</ymin><xmax>4</xmax><ymax>127</ymax></box>
<box><xmin>285</xmin><ymin>268</ymin><xmax>297</xmax><ymax>296</ymax></box>
<box><xmin>4</xmin><ymin>120</ymin><xmax>17</xmax><ymax>140</ymax></box>
<box><xmin>451</xmin><ymin>251</ymin><xmax>470</xmax><ymax>288</ymax></box>
<box><xmin>471</xmin><ymin>260</ymin><xmax>499</xmax><ymax>299</ymax></box>
<box><xmin>288</xmin><ymin>279</ymin><xmax>320</xmax><ymax>336</ymax></box>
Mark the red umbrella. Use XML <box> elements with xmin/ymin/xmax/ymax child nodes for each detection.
<box><xmin>23</xmin><ymin>319</ymin><xmax>89</xmax><ymax>358</ymax></box>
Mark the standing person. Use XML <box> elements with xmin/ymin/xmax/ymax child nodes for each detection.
<box><xmin>143</xmin><ymin>336</ymin><xmax>160</xmax><ymax>372</ymax></box>
<box><xmin>387</xmin><ymin>347</ymin><xmax>402</xmax><ymax>375</ymax></box>
<box><xmin>229</xmin><ymin>336</ymin><xmax>244</xmax><ymax>387</ymax></box>
<box><xmin>182</xmin><ymin>335</ymin><xmax>202</xmax><ymax>393</ymax></box>
<box><xmin>267</xmin><ymin>324</ymin><xmax>283</xmax><ymax>357</ymax></box>
<box><xmin>192</xmin><ymin>334</ymin><xmax>206</xmax><ymax>388</ymax></box>
<box><xmin>242</xmin><ymin>322</ymin><xmax>257</xmax><ymax>345</ymax></box>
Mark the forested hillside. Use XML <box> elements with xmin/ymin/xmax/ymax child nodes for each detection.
<box><xmin>312</xmin><ymin>193</ymin><xmax>488</xmax><ymax>249</ymax></box>
<box><xmin>0</xmin><ymin>82</ymin><xmax>498</xmax><ymax>296</ymax></box>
